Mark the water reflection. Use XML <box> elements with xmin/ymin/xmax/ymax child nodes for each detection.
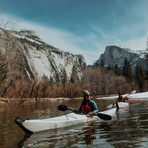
<box><xmin>19</xmin><ymin>125</ymin><xmax>86</xmax><ymax>147</ymax></box>
<box><xmin>0</xmin><ymin>99</ymin><xmax>148</xmax><ymax>147</ymax></box>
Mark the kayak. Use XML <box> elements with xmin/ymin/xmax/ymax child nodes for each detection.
<box><xmin>15</xmin><ymin>113</ymin><xmax>99</xmax><ymax>134</ymax></box>
<box><xmin>15</xmin><ymin>102</ymin><xmax>126</xmax><ymax>134</ymax></box>
<box><xmin>15</xmin><ymin>105</ymin><xmax>118</xmax><ymax>134</ymax></box>
<box><xmin>106</xmin><ymin>102</ymin><xmax>129</xmax><ymax>110</ymax></box>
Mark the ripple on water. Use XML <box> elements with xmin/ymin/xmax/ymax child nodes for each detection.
<box><xmin>1</xmin><ymin>99</ymin><xmax>148</xmax><ymax>148</ymax></box>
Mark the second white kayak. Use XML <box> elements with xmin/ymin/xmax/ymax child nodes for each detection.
<box><xmin>106</xmin><ymin>102</ymin><xmax>129</xmax><ymax>110</ymax></box>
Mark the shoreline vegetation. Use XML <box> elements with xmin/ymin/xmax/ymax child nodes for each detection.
<box><xmin>0</xmin><ymin>91</ymin><xmax>148</xmax><ymax>107</ymax></box>
<box><xmin>0</xmin><ymin>97</ymin><xmax>73</xmax><ymax>107</ymax></box>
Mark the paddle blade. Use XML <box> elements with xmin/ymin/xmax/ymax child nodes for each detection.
<box><xmin>130</xmin><ymin>90</ymin><xmax>136</xmax><ymax>95</ymax></box>
<box><xmin>97</xmin><ymin>113</ymin><xmax>112</xmax><ymax>120</ymax></box>
<box><xmin>58</xmin><ymin>105</ymin><xmax>68</xmax><ymax>111</ymax></box>
<box><xmin>106</xmin><ymin>104</ymin><xmax>114</xmax><ymax>110</ymax></box>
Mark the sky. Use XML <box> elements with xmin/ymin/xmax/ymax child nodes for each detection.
<box><xmin>0</xmin><ymin>0</ymin><xmax>148</xmax><ymax>65</ymax></box>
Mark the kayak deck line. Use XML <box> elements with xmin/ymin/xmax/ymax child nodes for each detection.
<box><xmin>65</xmin><ymin>114</ymin><xmax>78</xmax><ymax>120</ymax></box>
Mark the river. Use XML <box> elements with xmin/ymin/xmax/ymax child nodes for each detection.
<box><xmin>0</xmin><ymin>98</ymin><xmax>148</xmax><ymax>148</ymax></box>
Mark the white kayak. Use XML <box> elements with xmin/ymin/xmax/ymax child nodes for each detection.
<box><xmin>106</xmin><ymin>102</ymin><xmax>129</xmax><ymax>110</ymax></box>
<box><xmin>15</xmin><ymin>113</ymin><xmax>99</xmax><ymax>134</ymax></box>
<box><xmin>15</xmin><ymin>105</ymin><xmax>119</xmax><ymax>134</ymax></box>
<box><xmin>15</xmin><ymin>102</ymin><xmax>126</xmax><ymax>134</ymax></box>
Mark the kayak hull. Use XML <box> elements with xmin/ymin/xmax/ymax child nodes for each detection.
<box><xmin>15</xmin><ymin>113</ymin><xmax>99</xmax><ymax>134</ymax></box>
<box><xmin>15</xmin><ymin>103</ymin><xmax>125</xmax><ymax>134</ymax></box>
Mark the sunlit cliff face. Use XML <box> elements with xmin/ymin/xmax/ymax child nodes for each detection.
<box><xmin>0</xmin><ymin>29</ymin><xmax>86</xmax><ymax>83</ymax></box>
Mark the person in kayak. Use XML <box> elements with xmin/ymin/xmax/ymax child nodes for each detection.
<box><xmin>79</xmin><ymin>90</ymin><xmax>99</xmax><ymax>116</ymax></box>
<box><xmin>116</xmin><ymin>93</ymin><xmax>129</xmax><ymax>102</ymax></box>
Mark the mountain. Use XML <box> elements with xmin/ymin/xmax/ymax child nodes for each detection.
<box><xmin>0</xmin><ymin>28</ymin><xmax>86</xmax><ymax>83</ymax></box>
<box><xmin>97</xmin><ymin>45</ymin><xmax>147</xmax><ymax>72</ymax></box>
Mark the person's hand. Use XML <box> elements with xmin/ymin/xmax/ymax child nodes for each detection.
<box><xmin>72</xmin><ymin>109</ymin><xmax>82</xmax><ymax>114</ymax></box>
<box><xmin>72</xmin><ymin>109</ymin><xmax>76</xmax><ymax>112</ymax></box>
<box><xmin>87</xmin><ymin>112</ymin><xmax>93</xmax><ymax>117</ymax></box>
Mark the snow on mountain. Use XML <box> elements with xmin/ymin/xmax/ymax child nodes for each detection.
<box><xmin>0</xmin><ymin>29</ymin><xmax>86</xmax><ymax>83</ymax></box>
<box><xmin>97</xmin><ymin>45</ymin><xmax>147</xmax><ymax>72</ymax></box>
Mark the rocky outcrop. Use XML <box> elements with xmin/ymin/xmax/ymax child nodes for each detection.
<box><xmin>97</xmin><ymin>45</ymin><xmax>147</xmax><ymax>72</ymax></box>
<box><xmin>0</xmin><ymin>28</ymin><xmax>86</xmax><ymax>83</ymax></box>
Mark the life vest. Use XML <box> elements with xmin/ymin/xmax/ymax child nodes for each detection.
<box><xmin>117</xmin><ymin>96</ymin><xmax>125</xmax><ymax>102</ymax></box>
<box><xmin>124</xmin><ymin>97</ymin><xmax>129</xmax><ymax>100</ymax></box>
<box><xmin>82</xmin><ymin>105</ymin><xmax>91</xmax><ymax>113</ymax></box>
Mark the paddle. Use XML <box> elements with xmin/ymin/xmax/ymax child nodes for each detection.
<box><xmin>58</xmin><ymin>105</ymin><xmax>112</xmax><ymax>120</ymax></box>
<box><xmin>106</xmin><ymin>90</ymin><xmax>136</xmax><ymax>109</ymax></box>
<box><xmin>125</xmin><ymin>90</ymin><xmax>136</xmax><ymax>98</ymax></box>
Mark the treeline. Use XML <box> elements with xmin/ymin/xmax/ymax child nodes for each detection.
<box><xmin>0</xmin><ymin>26</ymin><xmax>148</xmax><ymax>98</ymax></box>
<box><xmin>96</xmin><ymin>57</ymin><xmax>147</xmax><ymax>92</ymax></box>
<box><xmin>0</xmin><ymin>56</ymin><xmax>147</xmax><ymax>99</ymax></box>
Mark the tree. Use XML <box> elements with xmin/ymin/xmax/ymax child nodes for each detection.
<box><xmin>100</xmin><ymin>59</ymin><xmax>104</xmax><ymax>67</ymax></box>
<box><xmin>114</xmin><ymin>64</ymin><xmax>122</xmax><ymax>75</ymax></box>
<box><xmin>123</xmin><ymin>57</ymin><xmax>133</xmax><ymax>82</ymax></box>
<box><xmin>70</xmin><ymin>64</ymin><xmax>79</xmax><ymax>83</ymax></box>
<box><xmin>49</xmin><ymin>76</ymin><xmax>54</xmax><ymax>87</ymax></box>
<box><xmin>107</xmin><ymin>64</ymin><xmax>113</xmax><ymax>71</ymax></box>
<box><xmin>55</xmin><ymin>73</ymin><xmax>60</xmax><ymax>86</ymax></box>
<box><xmin>61</xmin><ymin>68</ymin><xmax>68</xmax><ymax>85</ymax></box>
<box><xmin>93</xmin><ymin>61</ymin><xmax>99</xmax><ymax>67</ymax></box>
<box><xmin>144</xmin><ymin>51</ymin><xmax>148</xmax><ymax>89</ymax></box>
<box><xmin>0</xmin><ymin>54</ymin><xmax>6</xmax><ymax>82</ymax></box>
<box><xmin>135</xmin><ymin>64</ymin><xmax>145</xmax><ymax>91</ymax></box>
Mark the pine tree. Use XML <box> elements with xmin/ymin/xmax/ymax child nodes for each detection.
<box><xmin>123</xmin><ymin>57</ymin><xmax>133</xmax><ymax>82</ymax></box>
<box><xmin>114</xmin><ymin>64</ymin><xmax>119</xmax><ymax>75</ymax></box>
<box><xmin>135</xmin><ymin>64</ymin><xmax>145</xmax><ymax>91</ymax></box>
<box><xmin>100</xmin><ymin>59</ymin><xmax>104</xmax><ymax>67</ymax></box>
<box><xmin>61</xmin><ymin>68</ymin><xmax>68</xmax><ymax>85</ymax></box>
<box><xmin>114</xmin><ymin>64</ymin><xmax>122</xmax><ymax>75</ymax></box>
<box><xmin>49</xmin><ymin>76</ymin><xmax>54</xmax><ymax>86</ymax></box>
<box><xmin>55</xmin><ymin>73</ymin><xmax>60</xmax><ymax>86</ymax></box>
<box><xmin>107</xmin><ymin>64</ymin><xmax>113</xmax><ymax>71</ymax></box>
<box><xmin>70</xmin><ymin>64</ymin><xmax>79</xmax><ymax>83</ymax></box>
<box><xmin>144</xmin><ymin>51</ymin><xmax>148</xmax><ymax>89</ymax></box>
<box><xmin>93</xmin><ymin>61</ymin><xmax>99</xmax><ymax>67</ymax></box>
<box><xmin>0</xmin><ymin>55</ymin><xmax>6</xmax><ymax>82</ymax></box>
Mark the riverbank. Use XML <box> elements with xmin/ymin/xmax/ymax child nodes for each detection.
<box><xmin>0</xmin><ymin>91</ymin><xmax>148</xmax><ymax>106</ymax></box>
<box><xmin>0</xmin><ymin>97</ymin><xmax>74</xmax><ymax>107</ymax></box>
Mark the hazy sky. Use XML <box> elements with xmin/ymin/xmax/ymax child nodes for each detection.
<box><xmin>0</xmin><ymin>0</ymin><xmax>148</xmax><ymax>64</ymax></box>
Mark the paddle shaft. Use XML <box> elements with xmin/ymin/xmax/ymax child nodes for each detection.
<box><xmin>58</xmin><ymin>105</ymin><xmax>112</xmax><ymax>120</ymax></box>
<box><xmin>125</xmin><ymin>90</ymin><xmax>136</xmax><ymax>98</ymax></box>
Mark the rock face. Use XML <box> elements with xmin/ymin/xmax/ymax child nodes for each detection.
<box><xmin>97</xmin><ymin>45</ymin><xmax>147</xmax><ymax>72</ymax></box>
<box><xmin>0</xmin><ymin>28</ymin><xmax>86</xmax><ymax>83</ymax></box>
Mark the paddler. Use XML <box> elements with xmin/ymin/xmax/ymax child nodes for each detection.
<box><xmin>116</xmin><ymin>93</ymin><xmax>129</xmax><ymax>102</ymax></box>
<box><xmin>79</xmin><ymin>90</ymin><xmax>99</xmax><ymax>116</ymax></box>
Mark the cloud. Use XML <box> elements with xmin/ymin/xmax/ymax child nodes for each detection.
<box><xmin>13</xmin><ymin>19</ymin><xmax>100</xmax><ymax>65</ymax></box>
<box><xmin>119</xmin><ymin>37</ymin><xmax>147</xmax><ymax>51</ymax></box>
<box><xmin>1</xmin><ymin>13</ymin><xmax>148</xmax><ymax>65</ymax></box>
<box><xmin>90</xmin><ymin>25</ymin><xmax>108</xmax><ymax>39</ymax></box>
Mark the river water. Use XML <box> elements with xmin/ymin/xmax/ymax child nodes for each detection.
<box><xmin>0</xmin><ymin>98</ymin><xmax>148</xmax><ymax>148</ymax></box>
